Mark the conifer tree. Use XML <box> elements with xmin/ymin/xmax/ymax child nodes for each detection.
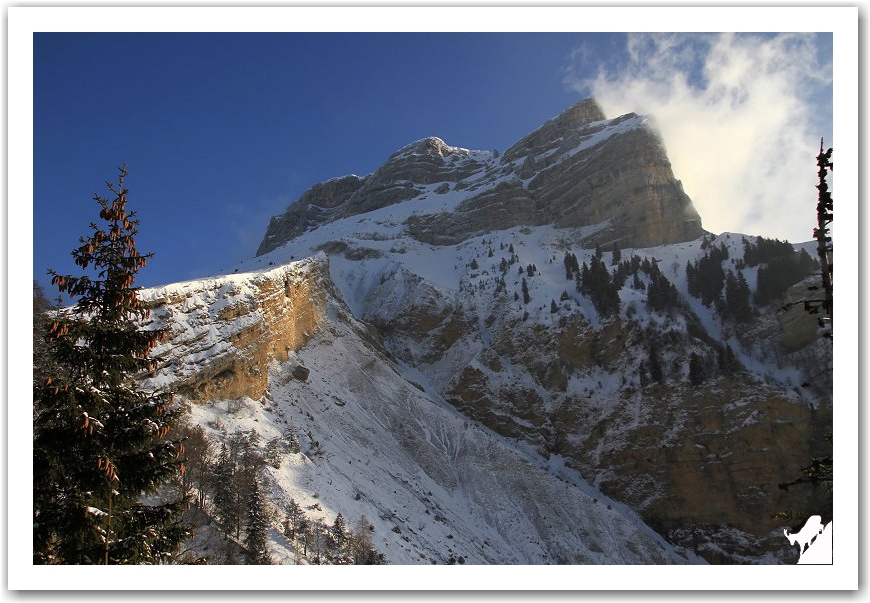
<box><xmin>33</xmin><ymin>282</ymin><xmax>60</xmax><ymax>389</ymax></box>
<box><xmin>212</xmin><ymin>442</ymin><xmax>237</xmax><ymax>535</ymax></box>
<box><xmin>33</xmin><ymin>166</ymin><xmax>189</xmax><ymax>564</ymax></box>
<box><xmin>244</xmin><ymin>479</ymin><xmax>271</xmax><ymax>564</ymax></box>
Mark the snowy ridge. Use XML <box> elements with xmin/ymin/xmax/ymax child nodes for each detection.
<box><xmin>137</xmin><ymin>258</ymin><xmax>701</xmax><ymax>564</ymax></box>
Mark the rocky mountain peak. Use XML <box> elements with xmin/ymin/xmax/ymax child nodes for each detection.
<box><xmin>388</xmin><ymin>136</ymin><xmax>471</xmax><ymax>160</ymax></box>
<box><xmin>257</xmin><ymin>99</ymin><xmax>703</xmax><ymax>256</ymax></box>
<box><xmin>553</xmin><ymin>97</ymin><xmax>608</xmax><ymax>131</ymax></box>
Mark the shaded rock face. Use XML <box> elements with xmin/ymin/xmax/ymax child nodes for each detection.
<box><xmin>138</xmin><ymin>257</ymin><xmax>327</xmax><ymax>401</ymax></box>
<box><xmin>257</xmin><ymin>98</ymin><xmax>703</xmax><ymax>255</ymax></box>
<box><xmin>256</xmin><ymin>137</ymin><xmax>488</xmax><ymax>256</ymax></box>
<box><xmin>352</xmin><ymin>256</ymin><xmax>831</xmax><ymax>564</ymax></box>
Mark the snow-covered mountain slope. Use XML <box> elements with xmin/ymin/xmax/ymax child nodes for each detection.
<box><xmin>144</xmin><ymin>98</ymin><xmax>831</xmax><ymax>564</ymax></box>
<box><xmin>233</xmin><ymin>213</ymin><xmax>831</xmax><ymax>563</ymax></box>
<box><xmin>139</xmin><ymin>258</ymin><xmax>700</xmax><ymax>564</ymax></box>
<box><xmin>256</xmin><ymin>98</ymin><xmax>702</xmax><ymax>256</ymax></box>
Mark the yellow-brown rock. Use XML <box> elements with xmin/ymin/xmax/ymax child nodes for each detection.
<box><xmin>139</xmin><ymin>256</ymin><xmax>327</xmax><ymax>401</ymax></box>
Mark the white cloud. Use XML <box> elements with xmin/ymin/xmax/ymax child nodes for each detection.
<box><xmin>565</xmin><ymin>33</ymin><xmax>832</xmax><ymax>243</ymax></box>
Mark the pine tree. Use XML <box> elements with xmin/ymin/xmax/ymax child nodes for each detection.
<box><xmin>611</xmin><ymin>244</ymin><xmax>622</xmax><ymax>266</ymax></box>
<box><xmin>521</xmin><ymin>278</ymin><xmax>530</xmax><ymax>304</ymax></box>
<box><xmin>33</xmin><ymin>282</ymin><xmax>63</xmax><ymax>392</ymax></box>
<box><xmin>33</xmin><ymin>166</ymin><xmax>189</xmax><ymax>564</ymax></box>
<box><xmin>724</xmin><ymin>270</ymin><xmax>752</xmax><ymax>323</ymax></box>
<box><xmin>244</xmin><ymin>479</ymin><xmax>271</xmax><ymax>564</ymax></box>
<box><xmin>212</xmin><ymin>442</ymin><xmax>239</xmax><ymax>537</ymax></box>
<box><xmin>330</xmin><ymin>512</ymin><xmax>350</xmax><ymax>563</ymax></box>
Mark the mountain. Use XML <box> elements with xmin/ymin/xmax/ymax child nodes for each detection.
<box><xmin>140</xmin><ymin>98</ymin><xmax>831</xmax><ymax>564</ymax></box>
<box><xmin>257</xmin><ymin>98</ymin><xmax>702</xmax><ymax>255</ymax></box>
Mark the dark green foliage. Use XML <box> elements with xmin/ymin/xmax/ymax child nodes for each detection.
<box><xmin>724</xmin><ymin>270</ymin><xmax>753</xmax><ymax>323</ymax></box>
<box><xmin>469</xmin><ymin>258</ymin><xmax>479</xmax><ymax>270</ymax></box>
<box><xmin>33</xmin><ymin>282</ymin><xmax>64</xmax><ymax>391</ymax></box>
<box><xmin>521</xmin><ymin>278</ymin><xmax>530</xmax><ymax>304</ymax></box>
<box><xmin>755</xmin><ymin>248</ymin><xmax>818</xmax><ymax>307</ymax></box>
<box><xmin>686</xmin><ymin>243</ymin><xmax>729</xmax><ymax>307</ymax></box>
<box><xmin>577</xmin><ymin>255</ymin><xmax>621</xmax><ymax>317</ymax></box>
<box><xmin>563</xmin><ymin>251</ymin><xmax>580</xmax><ymax>281</ymax></box>
<box><xmin>644</xmin><ymin>261</ymin><xmax>679</xmax><ymax>314</ymax></box>
<box><xmin>813</xmin><ymin>142</ymin><xmax>833</xmax><ymax>330</ymax></box>
<box><xmin>717</xmin><ymin>343</ymin><xmax>741</xmax><ymax>376</ymax></box>
<box><xmin>244</xmin><ymin>480</ymin><xmax>271</xmax><ymax>565</ymax></box>
<box><xmin>550</xmin><ymin>299</ymin><xmax>558</xmax><ymax>314</ymax></box>
<box><xmin>743</xmin><ymin>236</ymin><xmax>795</xmax><ymax>268</ymax></box>
<box><xmin>33</xmin><ymin>167</ymin><xmax>188</xmax><ymax>564</ymax></box>
<box><xmin>611</xmin><ymin>244</ymin><xmax>622</xmax><ymax>266</ymax></box>
<box><xmin>212</xmin><ymin>443</ymin><xmax>238</xmax><ymax>536</ymax></box>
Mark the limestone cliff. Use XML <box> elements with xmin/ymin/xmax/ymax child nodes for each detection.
<box><xmin>257</xmin><ymin>98</ymin><xmax>703</xmax><ymax>256</ymax></box>
<box><xmin>138</xmin><ymin>256</ymin><xmax>328</xmax><ymax>401</ymax></box>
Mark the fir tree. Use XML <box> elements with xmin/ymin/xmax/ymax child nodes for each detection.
<box><xmin>611</xmin><ymin>244</ymin><xmax>622</xmax><ymax>266</ymax></box>
<box><xmin>521</xmin><ymin>278</ymin><xmax>530</xmax><ymax>304</ymax></box>
<box><xmin>33</xmin><ymin>282</ymin><xmax>65</xmax><ymax>394</ymax></box>
<box><xmin>212</xmin><ymin>442</ymin><xmax>237</xmax><ymax>536</ymax></box>
<box><xmin>564</xmin><ymin>251</ymin><xmax>574</xmax><ymax>280</ymax></box>
<box><xmin>33</xmin><ymin>166</ymin><xmax>188</xmax><ymax>564</ymax></box>
<box><xmin>244</xmin><ymin>479</ymin><xmax>271</xmax><ymax>564</ymax></box>
<box><xmin>330</xmin><ymin>512</ymin><xmax>350</xmax><ymax>563</ymax></box>
<box><xmin>724</xmin><ymin>270</ymin><xmax>753</xmax><ymax>323</ymax></box>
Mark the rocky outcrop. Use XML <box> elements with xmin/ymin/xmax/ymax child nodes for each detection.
<box><xmin>138</xmin><ymin>256</ymin><xmax>328</xmax><ymax>401</ymax></box>
<box><xmin>351</xmin><ymin>244</ymin><xmax>831</xmax><ymax>564</ymax></box>
<box><xmin>257</xmin><ymin>98</ymin><xmax>703</xmax><ymax>254</ymax></box>
<box><xmin>257</xmin><ymin>137</ymin><xmax>489</xmax><ymax>256</ymax></box>
<box><xmin>257</xmin><ymin>176</ymin><xmax>365</xmax><ymax>256</ymax></box>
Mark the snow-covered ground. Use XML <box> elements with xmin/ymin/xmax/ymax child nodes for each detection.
<box><xmin>163</xmin><ymin>284</ymin><xmax>701</xmax><ymax>564</ymax></box>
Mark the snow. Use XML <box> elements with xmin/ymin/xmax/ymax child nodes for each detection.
<box><xmin>123</xmin><ymin>108</ymin><xmax>824</xmax><ymax>566</ymax></box>
<box><xmin>134</xmin><ymin>241</ymin><xmax>718</xmax><ymax>564</ymax></box>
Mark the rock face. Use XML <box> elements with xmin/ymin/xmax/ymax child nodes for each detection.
<box><xmin>134</xmin><ymin>255</ymin><xmax>699</xmax><ymax>565</ymax></box>
<box><xmin>256</xmin><ymin>137</ymin><xmax>489</xmax><ymax>256</ymax></box>
<box><xmin>138</xmin><ymin>257</ymin><xmax>327</xmax><ymax>401</ymax></box>
<box><xmin>311</xmin><ymin>229</ymin><xmax>833</xmax><ymax>564</ymax></box>
<box><xmin>257</xmin><ymin>98</ymin><xmax>703</xmax><ymax>255</ymax></box>
<box><xmin>146</xmin><ymin>99</ymin><xmax>832</xmax><ymax>565</ymax></box>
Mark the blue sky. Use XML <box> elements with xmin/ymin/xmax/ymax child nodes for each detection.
<box><xmin>32</xmin><ymin>28</ymin><xmax>835</xmax><ymax>292</ymax></box>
